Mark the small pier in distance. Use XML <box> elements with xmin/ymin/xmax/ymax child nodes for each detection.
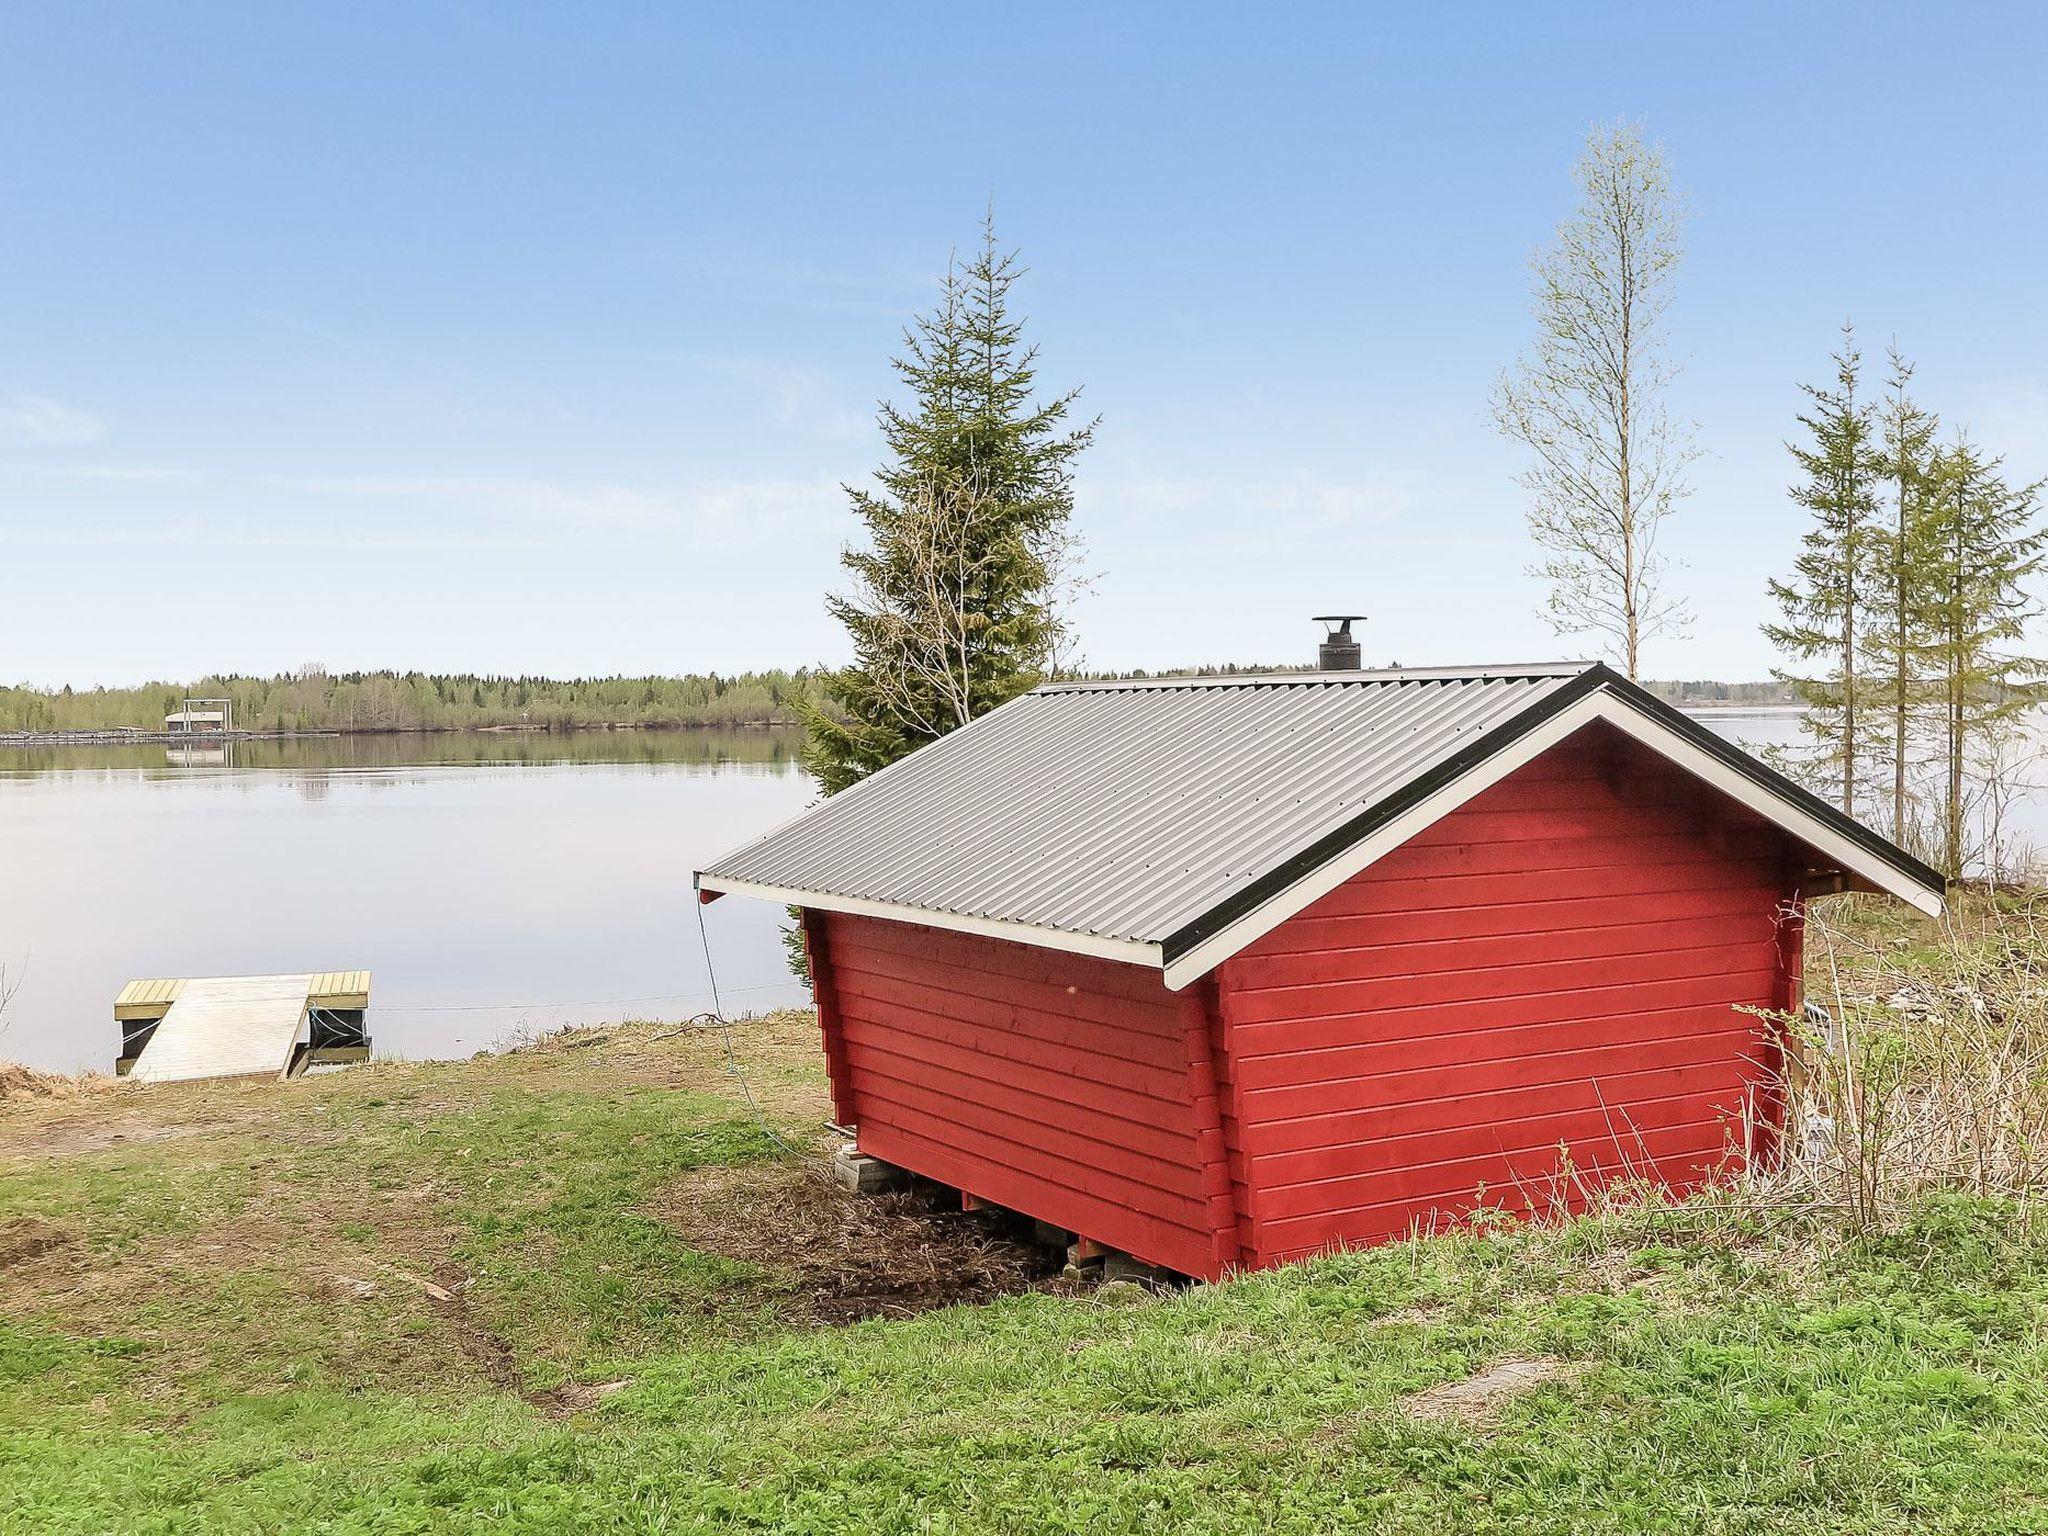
<box><xmin>115</xmin><ymin>971</ymin><xmax>372</xmax><ymax>1083</ymax></box>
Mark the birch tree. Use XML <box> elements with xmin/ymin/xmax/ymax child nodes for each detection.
<box><xmin>814</xmin><ymin>469</ymin><xmax>1033</xmax><ymax>756</ymax></box>
<box><xmin>1492</xmin><ymin>120</ymin><xmax>1698</xmax><ymax>678</ymax></box>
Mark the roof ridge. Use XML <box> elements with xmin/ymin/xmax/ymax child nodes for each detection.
<box><xmin>1034</xmin><ymin>662</ymin><xmax>1595</xmax><ymax>694</ymax></box>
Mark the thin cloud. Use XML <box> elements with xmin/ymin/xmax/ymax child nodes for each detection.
<box><xmin>0</xmin><ymin>460</ymin><xmax>847</xmax><ymax>554</ymax></box>
<box><xmin>265</xmin><ymin>472</ymin><xmax>842</xmax><ymax>540</ymax></box>
<box><xmin>0</xmin><ymin>462</ymin><xmax>186</xmax><ymax>482</ymax></box>
<box><xmin>0</xmin><ymin>392</ymin><xmax>107</xmax><ymax>447</ymax></box>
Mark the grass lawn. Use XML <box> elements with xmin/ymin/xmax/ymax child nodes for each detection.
<box><xmin>5</xmin><ymin>1008</ymin><xmax>2048</xmax><ymax>1533</ymax></box>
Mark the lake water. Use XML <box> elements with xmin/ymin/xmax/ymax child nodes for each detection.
<box><xmin>0</xmin><ymin>707</ymin><xmax>2008</xmax><ymax>1077</ymax></box>
<box><xmin>0</xmin><ymin>730</ymin><xmax>816</xmax><ymax>1074</ymax></box>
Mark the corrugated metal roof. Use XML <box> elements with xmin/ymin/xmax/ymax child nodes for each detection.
<box><xmin>699</xmin><ymin>665</ymin><xmax>1590</xmax><ymax>950</ymax></box>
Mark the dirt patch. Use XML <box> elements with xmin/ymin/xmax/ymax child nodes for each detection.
<box><xmin>651</xmin><ymin>1161</ymin><xmax>1073</xmax><ymax>1325</ymax></box>
<box><xmin>1404</xmin><ymin>1355</ymin><xmax>1586</xmax><ymax>1424</ymax></box>
<box><xmin>5</xmin><ymin>1118</ymin><xmax>224</xmax><ymax>1162</ymax></box>
<box><xmin>0</xmin><ymin>1215</ymin><xmax>75</xmax><ymax>1270</ymax></box>
<box><xmin>541</xmin><ymin>1377</ymin><xmax>633</xmax><ymax>1415</ymax></box>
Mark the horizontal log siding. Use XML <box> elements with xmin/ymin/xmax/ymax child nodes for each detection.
<box><xmin>1217</xmin><ymin>730</ymin><xmax>1791</xmax><ymax>1265</ymax></box>
<box><xmin>819</xmin><ymin>911</ymin><xmax>1218</xmax><ymax>1276</ymax></box>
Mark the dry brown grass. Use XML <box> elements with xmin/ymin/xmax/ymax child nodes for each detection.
<box><xmin>0</xmin><ymin>1061</ymin><xmax>116</xmax><ymax>1106</ymax></box>
<box><xmin>1402</xmin><ymin>1355</ymin><xmax>1586</xmax><ymax>1424</ymax></box>
<box><xmin>1758</xmin><ymin>890</ymin><xmax>2048</xmax><ymax>1229</ymax></box>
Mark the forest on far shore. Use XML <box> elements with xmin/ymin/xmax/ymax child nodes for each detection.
<box><xmin>0</xmin><ymin>668</ymin><xmax>825</xmax><ymax>733</ymax></box>
<box><xmin>0</xmin><ymin>667</ymin><xmax>1796</xmax><ymax>736</ymax></box>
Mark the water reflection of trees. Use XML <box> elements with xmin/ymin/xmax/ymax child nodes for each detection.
<box><xmin>1</xmin><ymin>728</ymin><xmax>808</xmax><ymax>777</ymax></box>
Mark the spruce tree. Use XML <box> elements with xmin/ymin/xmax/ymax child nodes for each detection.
<box><xmin>1865</xmin><ymin>343</ymin><xmax>1940</xmax><ymax>843</ymax></box>
<box><xmin>802</xmin><ymin>217</ymin><xmax>1093</xmax><ymax>796</ymax></box>
<box><xmin>1765</xmin><ymin>325</ymin><xmax>1881</xmax><ymax>815</ymax></box>
<box><xmin>1914</xmin><ymin>435</ymin><xmax>2046</xmax><ymax>876</ymax></box>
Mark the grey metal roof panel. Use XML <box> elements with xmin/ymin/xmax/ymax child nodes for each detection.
<box><xmin>698</xmin><ymin>665</ymin><xmax>1590</xmax><ymax>948</ymax></box>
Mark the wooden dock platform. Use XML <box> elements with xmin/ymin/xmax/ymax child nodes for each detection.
<box><xmin>117</xmin><ymin>971</ymin><xmax>372</xmax><ymax>1083</ymax></box>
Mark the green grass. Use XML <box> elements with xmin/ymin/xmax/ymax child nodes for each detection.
<box><xmin>5</xmin><ymin>1019</ymin><xmax>2048</xmax><ymax>1533</ymax></box>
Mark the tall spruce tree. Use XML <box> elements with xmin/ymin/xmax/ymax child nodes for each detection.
<box><xmin>802</xmin><ymin>214</ymin><xmax>1094</xmax><ymax>795</ymax></box>
<box><xmin>1914</xmin><ymin>435</ymin><xmax>2046</xmax><ymax>876</ymax></box>
<box><xmin>1765</xmin><ymin>325</ymin><xmax>1881</xmax><ymax>814</ymax></box>
<box><xmin>1866</xmin><ymin>343</ymin><xmax>1940</xmax><ymax>843</ymax></box>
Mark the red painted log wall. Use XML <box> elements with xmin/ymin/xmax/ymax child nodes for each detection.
<box><xmin>808</xmin><ymin>722</ymin><xmax>1805</xmax><ymax>1280</ymax></box>
<box><xmin>814</xmin><ymin>911</ymin><xmax>1221</xmax><ymax>1275</ymax></box>
<box><xmin>1215</xmin><ymin>726</ymin><xmax>1800</xmax><ymax>1265</ymax></box>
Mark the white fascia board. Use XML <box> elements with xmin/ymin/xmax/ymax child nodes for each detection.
<box><xmin>1161</xmin><ymin>691</ymin><xmax>1944</xmax><ymax>991</ymax></box>
<box><xmin>1161</xmin><ymin>692</ymin><xmax>1615</xmax><ymax>990</ymax></box>
<box><xmin>1588</xmin><ymin>697</ymin><xmax>1946</xmax><ymax>917</ymax></box>
<box><xmin>694</xmin><ymin>874</ymin><xmax>1165</xmax><ymax>971</ymax></box>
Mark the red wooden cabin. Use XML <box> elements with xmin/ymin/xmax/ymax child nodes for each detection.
<box><xmin>697</xmin><ymin>659</ymin><xmax>1942</xmax><ymax>1280</ymax></box>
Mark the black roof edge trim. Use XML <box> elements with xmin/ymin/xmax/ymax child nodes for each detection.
<box><xmin>1159</xmin><ymin>662</ymin><xmax>1945</xmax><ymax>967</ymax></box>
<box><xmin>1590</xmin><ymin>668</ymin><xmax>1949</xmax><ymax>896</ymax></box>
<box><xmin>1158</xmin><ymin>665</ymin><xmax>1613</xmax><ymax>964</ymax></box>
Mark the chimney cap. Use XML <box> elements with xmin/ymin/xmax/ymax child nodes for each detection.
<box><xmin>1313</xmin><ymin>614</ymin><xmax>1365</xmax><ymax>670</ymax></box>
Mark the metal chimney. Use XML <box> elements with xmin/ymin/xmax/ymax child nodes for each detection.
<box><xmin>1314</xmin><ymin>615</ymin><xmax>1365</xmax><ymax>670</ymax></box>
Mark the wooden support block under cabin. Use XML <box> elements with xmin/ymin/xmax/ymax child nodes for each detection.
<box><xmin>1102</xmin><ymin>1253</ymin><xmax>1179</xmax><ymax>1289</ymax></box>
<box><xmin>833</xmin><ymin>1146</ymin><xmax>910</xmax><ymax>1195</ymax></box>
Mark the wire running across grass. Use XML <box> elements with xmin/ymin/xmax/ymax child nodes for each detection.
<box><xmin>692</xmin><ymin>895</ymin><xmax>794</xmax><ymax>1150</ymax></box>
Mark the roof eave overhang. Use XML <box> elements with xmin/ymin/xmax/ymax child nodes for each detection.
<box><xmin>694</xmin><ymin>667</ymin><xmax>1945</xmax><ymax>997</ymax></box>
<box><xmin>692</xmin><ymin>873</ymin><xmax>1166</xmax><ymax>972</ymax></box>
<box><xmin>1157</xmin><ymin>676</ymin><xmax>1947</xmax><ymax>990</ymax></box>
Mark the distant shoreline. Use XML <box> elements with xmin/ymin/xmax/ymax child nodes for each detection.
<box><xmin>0</xmin><ymin>707</ymin><xmax>1799</xmax><ymax>748</ymax></box>
<box><xmin>0</xmin><ymin>720</ymin><xmax>808</xmax><ymax>748</ymax></box>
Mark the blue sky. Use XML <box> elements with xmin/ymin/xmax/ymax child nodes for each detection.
<box><xmin>3</xmin><ymin>2</ymin><xmax>2046</xmax><ymax>685</ymax></box>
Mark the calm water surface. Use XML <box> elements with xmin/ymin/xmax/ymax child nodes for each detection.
<box><xmin>0</xmin><ymin>730</ymin><xmax>815</xmax><ymax>1073</ymax></box>
<box><xmin>1</xmin><ymin>709</ymin><xmax>2031</xmax><ymax>1076</ymax></box>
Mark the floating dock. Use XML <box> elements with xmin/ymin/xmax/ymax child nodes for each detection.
<box><xmin>115</xmin><ymin>971</ymin><xmax>371</xmax><ymax>1082</ymax></box>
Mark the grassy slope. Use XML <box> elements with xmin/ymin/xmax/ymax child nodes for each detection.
<box><xmin>4</xmin><ymin>1014</ymin><xmax>2048</xmax><ymax>1534</ymax></box>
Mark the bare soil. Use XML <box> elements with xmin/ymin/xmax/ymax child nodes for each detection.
<box><xmin>651</xmin><ymin>1160</ymin><xmax>1076</xmax><ymax>1325</ymax></box>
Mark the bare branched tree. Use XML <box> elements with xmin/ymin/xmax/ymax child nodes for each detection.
<box><xmin>1492</xmin><ymin>121</ymin><xmax>1700</xmax><ymax>678</ymax></box>
<box><xmin>827</xmin><ymin>469</ymin><xmax>1063</xmax><ymax>743</ymax></box>
<box><xmin>0</xmin><ymin>961</ymin><xmax>23</xmax><ymax>1045</ymax></box>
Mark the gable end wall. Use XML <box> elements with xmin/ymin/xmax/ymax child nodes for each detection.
<box><xmin>1214</xmin><ymin>725</ymin><xmax>1801</xmax><ymax>1265</ymax></box>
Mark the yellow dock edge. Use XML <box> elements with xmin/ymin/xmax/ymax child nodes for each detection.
<box><xmin>115</xmin><ymin>971</ymin><xmax>372</xmax><ymax>1023</ymax></box>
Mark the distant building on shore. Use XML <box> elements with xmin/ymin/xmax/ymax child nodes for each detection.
<box><xmin>165</xmin><ymin>697</ymin><xmax>233</xmax><ymax>734</ymax></box>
